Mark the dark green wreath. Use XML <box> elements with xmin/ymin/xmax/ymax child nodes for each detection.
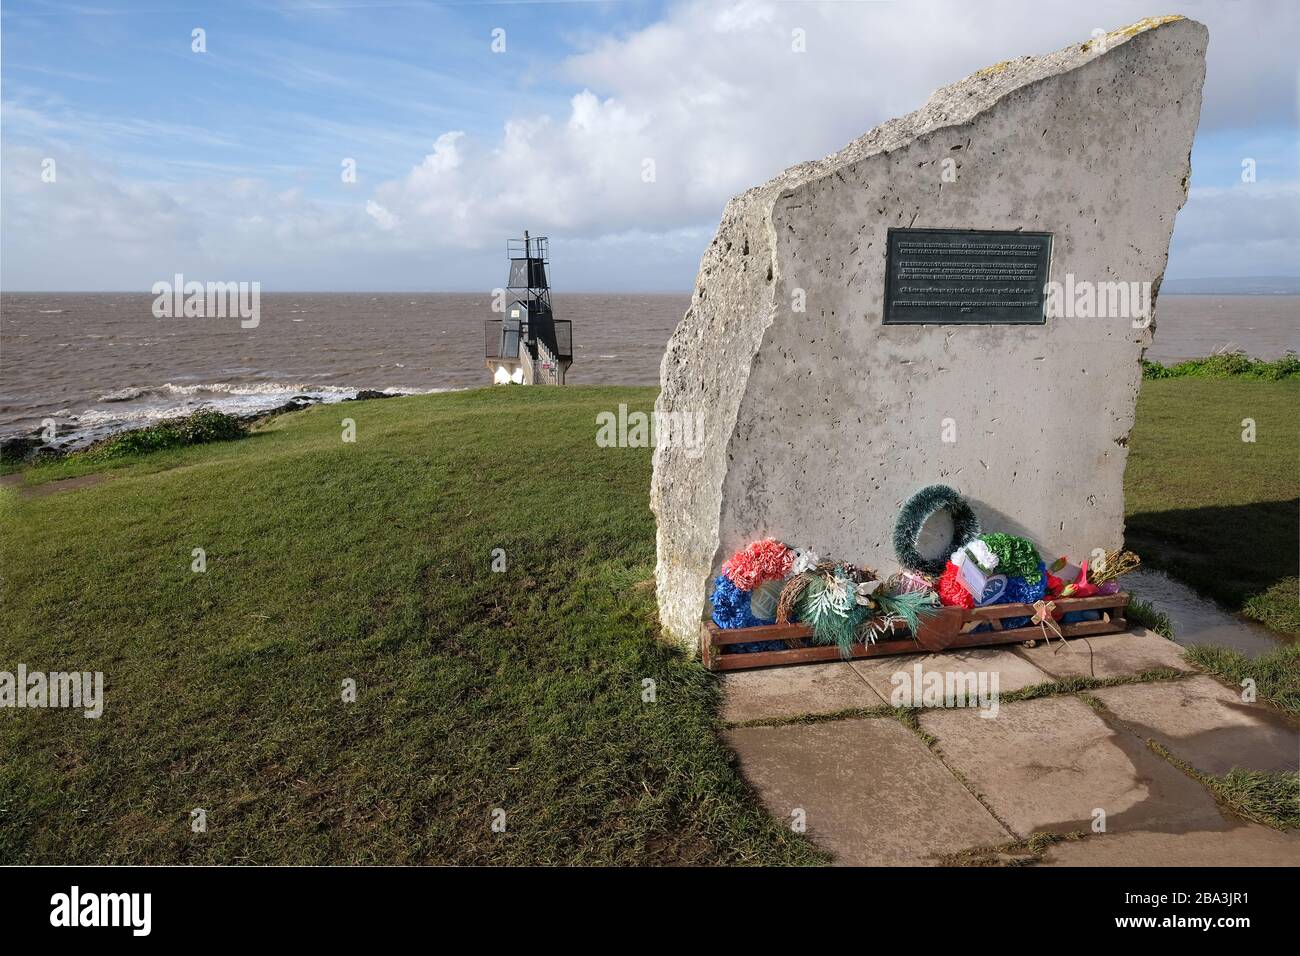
<box><xmin>892</xmin><ymin>484</ymin><xmax>981</xmax><ymax>576</ymax></box>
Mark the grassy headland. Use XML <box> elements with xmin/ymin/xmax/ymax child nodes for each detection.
<box><xmin>1</xmin><ymin>374</ymin><xmax>1295</xmax><ymax>863</ymax></box>
<box><xmin>0</xmin><ymin>387</ymin><xmax>821</xmax><ymax>865</ymax></box>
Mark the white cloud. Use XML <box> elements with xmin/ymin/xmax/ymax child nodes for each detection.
<box><xmin>366</xmin><ymin>0</ymin><xmax>1300</xmax><ymax>252</ymax></box>
<box><xmin>2</xmin><ymin>0</ymin><xmax>1296</xmax><ymax>290</ymax></box>
<box><xmin>0</xmin><ymin>144</ymin><xmax>374</xmax><ymax>289</ymax></box>
<box><xmin>1168</xmin><ymin>181</ymin><xmax>1300</xmax><ymax>277</ymax></box>
<box><xmin>365</xmin><ymin>199</ymin><xmax>400</xmax><ymax>231</ymax></box>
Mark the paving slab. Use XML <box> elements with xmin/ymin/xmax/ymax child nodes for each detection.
<box><xmin>1090</xmin><ymin>676</ymin><xmax>1299</xmax><ymax>775</ymax></box>
<box><xmin>725</xmin><ymin>718</ymin><xmax>1010</xmax><ymax>865</ymax></box>
<box><xmin>1013</xmin><ymin>627</ymin><xmax>1193</xmax><ymax>680</ymax></box>
<box><xmin>851</xmin><ymin>647</ymin><xmax>1052</xmax><ymax>703</ymax></box>
<box><xmin>1040</xmin><ymin>825</ymin><xmax>1300</xmax><ymax>866</ymax></box>
<box><xmin>718</xmin><ymin>662</ymin><xmax>884</xmax><ymax>724</ymax></box>
<box><xmin>920</xmin><ymin>696</ymin><xmax>1227</xmax><ymax>837</ymax></box>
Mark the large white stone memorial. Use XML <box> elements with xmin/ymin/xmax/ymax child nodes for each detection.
<box><xmin>651</xmin><ymin>17</ymin><xmax>1208</xmax><ymax>648</ymax></box>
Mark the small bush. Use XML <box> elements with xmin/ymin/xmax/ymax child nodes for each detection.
<box><xmin>89</xmin><ymin>410</ymin><xmax>248</xmax><ymax>460</ymax></box>
<box><xmin>1142</xmin><ymin>351</ymin><xmax>1300</xmax><ymax>380</ymax></box>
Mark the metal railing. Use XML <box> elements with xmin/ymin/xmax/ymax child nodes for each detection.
<box><xmin>534</xmin><ymin>339</ymin><xmax>560</xmax><ymax>385</ymax></box>
<box><xmin>486</xmin><ymin>318</ymin><xmax>571</xmax><ymax>361</ymax></box>
<box><xmin>507</xmin><ymin>236</ymin><xmax>547</xmax><ymax>259</ymax></box>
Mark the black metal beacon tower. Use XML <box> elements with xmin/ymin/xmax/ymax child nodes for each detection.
<box><xmin>484</xmin><ymin>231</ymin><xmax>573</xmax><ymax>385</ymax></box>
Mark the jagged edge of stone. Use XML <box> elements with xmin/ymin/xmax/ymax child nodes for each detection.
<box><xmin>754</xmin><ymin>16</ymin><xmax>1192</xmax><ymax>212</ymax></box>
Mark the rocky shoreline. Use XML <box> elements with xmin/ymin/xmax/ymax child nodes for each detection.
<box><xmin>0</xmin><ymin>389</ymin><xmax>403</xmax><ymax>465</ymax></box>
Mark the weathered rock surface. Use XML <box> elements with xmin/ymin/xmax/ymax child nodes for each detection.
<box><xmin>651</xmin><ymin>18</ymin><xmax>1208</xmax><ymax>647</ymax></box>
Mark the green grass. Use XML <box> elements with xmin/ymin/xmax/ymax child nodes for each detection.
<box><xmin>1243</xmin><ymin>581</ymin><xmax>1300</xmax><ymax>635</ymax></box>
<box><xmin>1125</xmin><ymin>378</ymin><xmax>1300</xmax><ymax>634</ymax></box>
<box><xmin>1205</xmin><ymin>769</ymin><xmax>1300</xmax><ymax>830</ymax></box>
<box><xmin>1124</xmin><ymin>597</ymin><xmax>1175</xmax><ymax>639</ymax></box>
<box><xmin>0</xmin><ymin>387</ymin><xmax>823</xmax><ymax>865</ymax></box>
<box><xmin>937</xmin><ymin>831</ymin><xmax>1084</xmax><ymax>867</ymax></box>
<box><xmin>1149</xmin><ymin>740</ymin><xmax>1300</xmax><ymax>831</ymax></box>
<box><xmin>1182</xmin><ymin>641</ymin><xmax>1300</xmax><ymax>718</ymax></box>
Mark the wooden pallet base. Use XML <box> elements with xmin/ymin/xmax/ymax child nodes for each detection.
<box><xmin>701</xmin><ymin>593</ymin><xmax>1129</xmax><ymax>671</ymax></box>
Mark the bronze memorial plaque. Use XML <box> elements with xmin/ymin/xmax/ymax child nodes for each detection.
<box><xmin>882</xmin><ymin>228</ymin><xmax>1052</xmax><ymax>325</ymax></box>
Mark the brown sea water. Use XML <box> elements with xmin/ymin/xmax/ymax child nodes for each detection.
<box><xmin>1</xmin><ymin>292</ymin><xmax>1295</xmax><ymax>444</ymax></box>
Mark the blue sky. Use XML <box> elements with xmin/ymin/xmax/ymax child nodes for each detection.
<box><xmin>2</xmin><ymin>0</ymin><xmax>1297</xmax><ymax>291</ymax></box>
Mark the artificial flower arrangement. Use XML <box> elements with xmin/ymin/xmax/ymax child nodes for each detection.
<box><xmin>932</xmin><ymin>535</ymin><xmax>1139</xmax><ymax>622</ymax></box>
<box><xmin>936</xmin><ymin>532</ymin><xmax>1048</xmax><ymax>628</ymax></box>
<box><xmin>890</xmin><ymin>485</ymin><xmax>1139</xmax><ymax>625</ymax></box>
<box><xmin>710</xmin><ymin>539</ymin><xmax>939</xmax><ymax>658</ymax></box>
<box><xmin>776</xmin><ymin>559</ymin><xmax>937</xmax><ymax>657</ymax></box>
<box><xmin>710</xmin><ymin>538</ymin><xmax>796</xmax><ymax>652</ymax></box>
<box><xmin>709</xmin><ymin>484</ymin><xmax>1140</xmax><ymax>656</ymax></box>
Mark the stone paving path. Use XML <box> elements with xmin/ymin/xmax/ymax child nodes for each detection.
<box><xmin>720</xmin><ymin>629</ymin><xmax>1300</xmax><ymax>866</ymax></box>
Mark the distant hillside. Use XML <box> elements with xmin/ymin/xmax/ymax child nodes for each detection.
<box><xmin>1162</xmin><ymin>276</ymin><xmax>1300</xmax><ymax>295</ymax></box>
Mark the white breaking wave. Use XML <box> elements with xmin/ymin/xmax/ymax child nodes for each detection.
<box><xmin>157</xmin><ymin>381</ymin><xmax>357</xmax><ymax>398</ymax></box>
<box><xmin>98</xmin><ymin>387</ymin><xmax>149</xmax><ymax>402</ymax></box>
<box><xmin>58</xmin><ymin>382</ymin><xmax>460</xmax><ymax>448</ymax></box>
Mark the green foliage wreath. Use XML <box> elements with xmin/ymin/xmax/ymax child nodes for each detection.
<box><xmin>892</xmin><ymin>484</ymin><xmax>981</xmax><ymax>576</ymax></box>
<box><xmin>979</xmin><ymin>532</ymin><xmax>1043</xmax><ymax>584</ymax></box>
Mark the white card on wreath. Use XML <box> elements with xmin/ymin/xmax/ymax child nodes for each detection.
<box><xmin>957</xmin><ymin>557</ymin><xmax>989</xmax><ymax>598</ymax></box>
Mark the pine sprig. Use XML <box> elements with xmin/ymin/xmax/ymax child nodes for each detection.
<box><xmin>796</xmin><ymin>572</ymin><xmax>863</xmax><ymax>657</ymax></box>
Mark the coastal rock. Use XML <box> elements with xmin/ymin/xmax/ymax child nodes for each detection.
<box><xmin>0</xmin><ymin>435</ymin><xmax>45</xmax><ymax>464</ymax></box>
<box><xmin>258</xmin><ymin>398</ymin><xmax>318</xmax><ymax>419</ymax></box>
<box><xmin>650</xmin><ymin>17</ymin><xmax>1208</xmax><ymax>648</ymax></box>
